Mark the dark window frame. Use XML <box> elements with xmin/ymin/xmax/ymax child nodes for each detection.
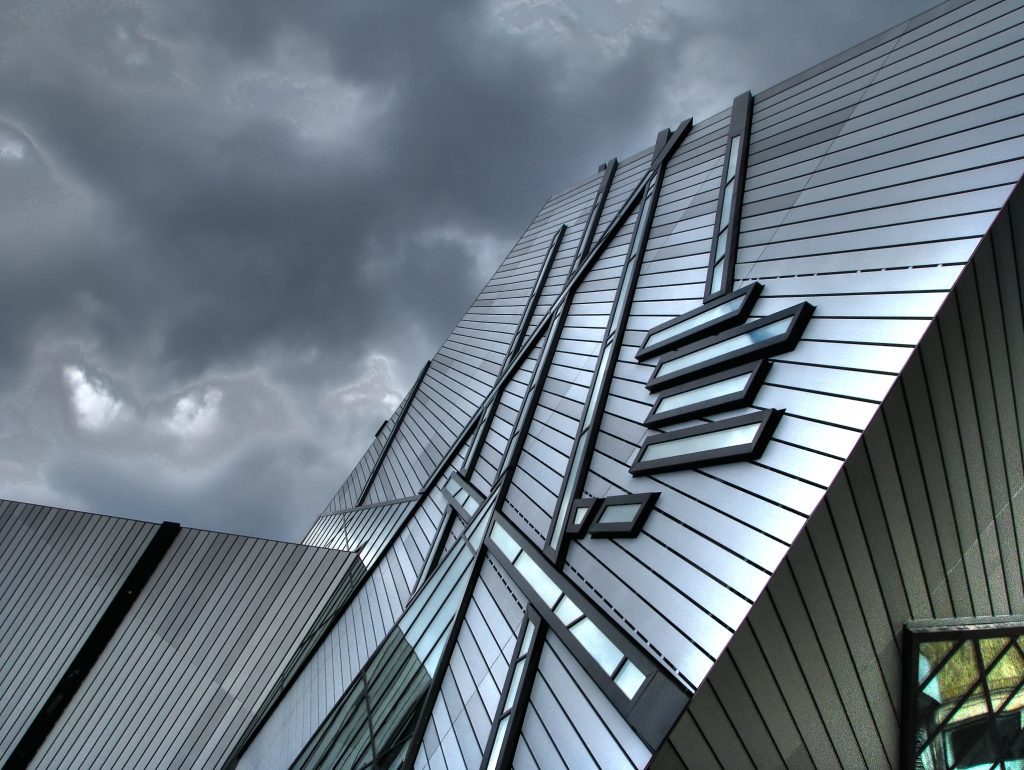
<box><xmin>647</xmin><ymin>302</ymin><xmax>814</xmax><ymax>392</ymax></box>
<box><xmin>630</xmin><ymin>409</ymin><xmax>782</xmax><ymax>476</ymax></box>
<box><xmin>704</xmin><ymin>91</ymin><xmax>753</xmax><ymax>302</ymax></box>
<box><xmin>589</xmin><ymin>492</ymin><xmax>660</xmax><ymax>539</ymax></box>
<box><xmin>645</xmin><ymin>359</ymin><xmax>771</xmax><ymax>428</ymax></box>
<box><xmin>486</xmin><ymin>515</ymin><xmax>690</xmax><ymax>749</ymax></box>
<box><xmin>565</xmin><ymin>497</ymin><xmax>601</xmax><ymax>538</ymax></box>
<box><xmin>636</xmin><ymin>282</ymin><xmax>762</xmax><ymax>362</ymax></box>
<box><xmin>901</xmin><ymin>616</ymin><xmax>1024</xmax><ymax>770</ymax></box>
<box><xmin>478</xmin><ymin>607</ymin><xmax>546</xmax><ymax>770</ymax></box>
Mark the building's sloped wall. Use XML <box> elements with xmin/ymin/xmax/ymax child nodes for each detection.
<box><xmin>564</xmin><ymin>0</ymin><xmax>1024</xmax><ymax>699</ymax></box>
<box><xmin>319</xmin><ymin>389</ymin><xmax>410</xmax><ymax>516</ymax></box>
<box><xmin>355</xmin><ymin>171</ymin><xmax>603</xmax><ymax>509</ymax></box>
<box><xmin>28</xmin><ymin>525</ymin><xmax>354</xmax><ymax>770</ymax></box>
<box><xmin>413</xmin><ymin>556</ymin><xmax>526</xmax><ymax>770</ymax></box>
<box><xmin>649</xmin><ymin>175</ymin><xmax>1024</xmax><ymax>769</ymax></box>
<box><xmin>513</xmin><ymin>634</ymin><xmax>651</xmax><ymax>770</ymax></box>
<box><xmin>242</xmin><ymin>494</ymin><xmax>444</xmax><ymax>767</ymax></box>
<box><xmin>0</xmin><ymin>503</ymin><xmax>158</xmax><ymax>766</ymax></box>
<box><xmin>467</xmin><ymin>343</ymin><xmax>539</xmax><ymax>494</ymax></box>
<box><xmin>499</xmin><ymin>205</ymin><xmax>640</xmax><ymax>551</ymax></box>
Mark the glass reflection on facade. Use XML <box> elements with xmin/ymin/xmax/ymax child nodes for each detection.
<box><xmin>906</xmin><ymin>621</ymin><xmax>1024</xmax><ymax>770</ymax></box>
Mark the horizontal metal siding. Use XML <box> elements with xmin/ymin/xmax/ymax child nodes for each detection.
<box><xmin>649</xmin><ymin>170</ymin><xmax>1024</xmax><ymax>769</ymax></box>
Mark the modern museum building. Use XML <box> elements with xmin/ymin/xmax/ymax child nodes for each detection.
<box><xmin>4</xmin><ymin>0</ymin><xmax>1024</xmax><ymax>767</ymax></box>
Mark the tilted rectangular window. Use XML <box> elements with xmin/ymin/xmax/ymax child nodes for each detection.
<box><xmin>630</xmin><ymin>409</ymin><xmax>782</xmax><ymax>476</ymax></box>
<box><xmin>648</xmin><ymin>302</ymin><xmax>813</xmax><ymax>392</ymax></box>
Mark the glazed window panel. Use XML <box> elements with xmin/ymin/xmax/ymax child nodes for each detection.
<box><xmin>904</xmin><ymin>619</ymin><xmax>1024</xmax><ymax>770</ymax></box>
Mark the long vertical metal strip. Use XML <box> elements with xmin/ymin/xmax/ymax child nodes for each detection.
<box><xmin>3</xmin><ymin>521</ymin><xmax>180</xmax><ymax>770</ymax></box>
<box><xmin>461</xmin><ymin>224</ymin><xmax>566</xmax><ymax>479</ymax></box>
<box><xmin>546</xmin><ymin>122</ymin><xmax>689</xmax><ymax>566</ymax></box>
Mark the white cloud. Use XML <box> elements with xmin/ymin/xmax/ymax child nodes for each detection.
<box><xmin>322</xmin><ymin>355</ymin><xmax>403</xmax><ymax>416</ymax></box>
<box><xmin>162</xmin><ymin>387</ymin><xmax>223</xmax><ymax>438</ymax></box>
<box><xmin>0</xmin><ymin>138</ymin><xmax>24</xmax><ymax>160</ymax></box>
<box><xmin>63</xmin><ymin>365</ymin><xmax>128</xmax><ymax>430</ymax></box>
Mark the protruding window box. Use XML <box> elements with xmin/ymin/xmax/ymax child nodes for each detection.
<box><xmin>588</xmin><ymin>493</ymin><xmax>660</xmax><ymax>538</ymax></box>
<box><xmin>645</xmin><ymin>360</ymin><xmax>770</xmax><ymax>428</ymax></box>
<box><xmin>636</xmin><ymin>283</ymin><xmax>761</xmax><ymax>362</ymax></box>
<box><xmin>630</xmin><ymin>409</ymin><xmax>782</xmax><ymax>476</ymax></box>
<box><xmin>565</xmin><ymin>497</ymin><xmax>601</xmax><ymax>537</ymax></box>
<box><xmin>647</xmin><ymin>302</ymin><xmax>813</xmax><ymax>392</ymax></box>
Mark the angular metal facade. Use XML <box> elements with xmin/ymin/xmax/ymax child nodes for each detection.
<box><xmin>4</xmin><ymin>0</ymin><xmax>1024</xmax><ymax>767</ymax></box>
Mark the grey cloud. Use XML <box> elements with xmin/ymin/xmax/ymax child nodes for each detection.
<box><xmin>0</xmin><ymin>0</ymin><xmax>938</xmax><ymax>538</ymax></box>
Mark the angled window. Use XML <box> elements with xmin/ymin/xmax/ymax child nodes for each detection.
<box><xmin>903</xmin><ymin>618</ymin><xmax>1024</xmax><ymax>770</ymax></box>
<box><xmin>630</xmin><ymin>409</ymin><xmax>782</xmax><ymax>476</ymax></box>
<box><xmin>489</xmin><ymin>520</ymin><xmax>655</xmax><ymax>702</ymax></box>
<box><xmin>648</xmin><ymin>302</ymin><xmax>813</xmax><ymax>391</ymax></box>
<box><xmin>705</xmin><ymin>91</ymin><xmax>753</xmax><ymax>300</ymax></box>
<box><xmin>646</xmin><ymin>360</ymin><xmax>771</xmax><ymax>428</ymax></box>
<box><xmin>588</xmin><ymin>493</ymin><xmax>660</xmax><ymax>538</ymax></box>
<box><xmin>442</xmin><ymin>473</ymin><xmax>484</xmax><ymax>522</ymax></box>
<box><xmin>486</xmin><ymin>516</ymin><xmax>689</xmax><ymax>751</ymax></box>
<box><xmin>481</xmin><ymin>611</ymin><xmax>544</xmax><ymax>770</ymax></box>
<box><xmin>565</xmin><ymin>497</ymin><xmax>601</xmax><ymax>537</ymax></box>
<box><xmin>636</xmin><ymin>283</ymin><xmax>761</xmax><ymax>362</ymax></box>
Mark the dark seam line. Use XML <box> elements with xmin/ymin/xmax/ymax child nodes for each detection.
<box><xmin>3</xmin><ymin>521</ymin><xmax>180</xmax><ymax>770</ymax></box>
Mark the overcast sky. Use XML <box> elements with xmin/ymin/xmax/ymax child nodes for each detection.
<box><xmin>0</xmin><ymin>0</ymin><xmax>938</xmax><ymax>541</ymax></box>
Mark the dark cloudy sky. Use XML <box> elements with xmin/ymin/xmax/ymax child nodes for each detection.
<box><xmin>0</xmin><ymin>0</ymin><xmax>937</xmax><ymax>541</ymax></box>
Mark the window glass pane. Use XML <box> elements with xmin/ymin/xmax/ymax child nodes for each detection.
<box><xmin>727</xmin><ymin>135</ymin><xmax>741</xmax><ymax>180</ymax></box>
<box><xmin>645</xmin><ymin>295</ymin><xmax>746</xmax><ymax>348</ymax></box>
<box><xmin>719</xmin><ymin>180</ymin><xmax>735</xmax><ymax>230</ymax></box>
<box><xmin>654</xmin><ymin>371</ymin><xmax>752</xmax><ymax>416</ymax></box>
<box><xmin>485</xmin><ymin>715</ymin><xmax>510</xmax><ymax>770</ymax></box>
<box><xmin>514</xmin><ymin>552</ymin><xmax>562</xmax><ymax>609</ymax></box>
<box><xmin>506</xmin><ymin>658</ymin><xmax>527</xmax><ymax>706</ymax></box>
<box><xmin>490</xmin><ymin>523</ymin><xmax>521</xmax><ymax>562</ymax></box>
<box><xmin>520</xmin><ymin>619</ymin><xmax>537</xmax><ymax>652</ymax></box>
<box><xmin>910</xmin><ymin>631</ymin><xmax>1024</xmax><ymax>770</ymax></box>
<box><xmin>614</xmin><ymin>659</ymin><xmax>647</xmax><ymax>699</ymax></box>
<box><xmin>573</xmin><ymin>504</ymin><xmax>591</xmax><ymax>526</ymax></box>
<box><xmin>641</xmin><ymin>422</ymin><xmax>760</xmax><ymax>463</ymax></box>
<box><xmin>710</xmin><ymin>258</ymin><xmax>725</xmax><ymax>294</ymax></box>
<box><xmin>445</xmin><ymin>477</ymin><xmax>460</xmax><ymax>496</ymax></box>
<box><xmin>554</xmin><ymin>595</ymin><xmax>584</xmax><ymax>626</ymax></box>
<box><xmin>658</xmin><ymin>317</ymin><xmax>792</xmax><ymax>379</ymax></box>
<box><xmin>597</xmin><ymin>502</ymin><xmax>642</xmax><ymax>525</ymax></box>
<box><xmin>569</xmin><ymin>617</ymin><xmax>623</xmax><ymax>675</ymax></box>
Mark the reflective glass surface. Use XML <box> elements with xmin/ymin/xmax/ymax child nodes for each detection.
<box><xmin>514</xmin><ymin>551</ymin><xmax>562</xmax><ymax>609</ymax></box>
<box><xmin>490</xmin><ymin>523</ymin><xmax>521</xmax><ymax>562</ymax></box>
<box><xmin>645</xmin><ymin>295</ymin><xmax>746</xmax><ymax>348</ymax></box>
<box><xmin>485</xmin><ymin>716</ymin><xmax>509</xmax><ymax>770</ymax></box>
<box><xmin>597</xmin><ymin>502</ymin><xmax>642</xmax><ymax>525</ymax></box>
<box><xmin>614</xmin><ymin>659</ymin><xmax>647</xmax><ymax>700</ymax></box>
<box><xmin>640</xmin><ymin>422</ymin><xmax>760</xmax><ymax>463</ymax></box>
<box><xmin>909</xmin><ymin>629</ymin><xmax>1024</xmax><ymax>770</ymax></box>
<box><xmin>569</xmin><ymin>617</ymin><xmax>624</xmax><ymax>676</ymax></box>
<box><xmin>658</xmin><ymin>316</ymin><xmax>791</xmax><ymax>378</ymax></box>
<box><xmin>554</xmin><ymin>595</ymin><xmax>584</xmax><ymax>626</ymax></box>
<box><xmin>654</xmin><ymin>371</ymin><xmax>752</xmax><ymax>416</ymax></box>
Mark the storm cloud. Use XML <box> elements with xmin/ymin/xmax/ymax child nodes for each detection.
<box><xmin>0</xmin><ymin>0</ymin><xmax>937</xmax><ymax>540</ymax></box>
